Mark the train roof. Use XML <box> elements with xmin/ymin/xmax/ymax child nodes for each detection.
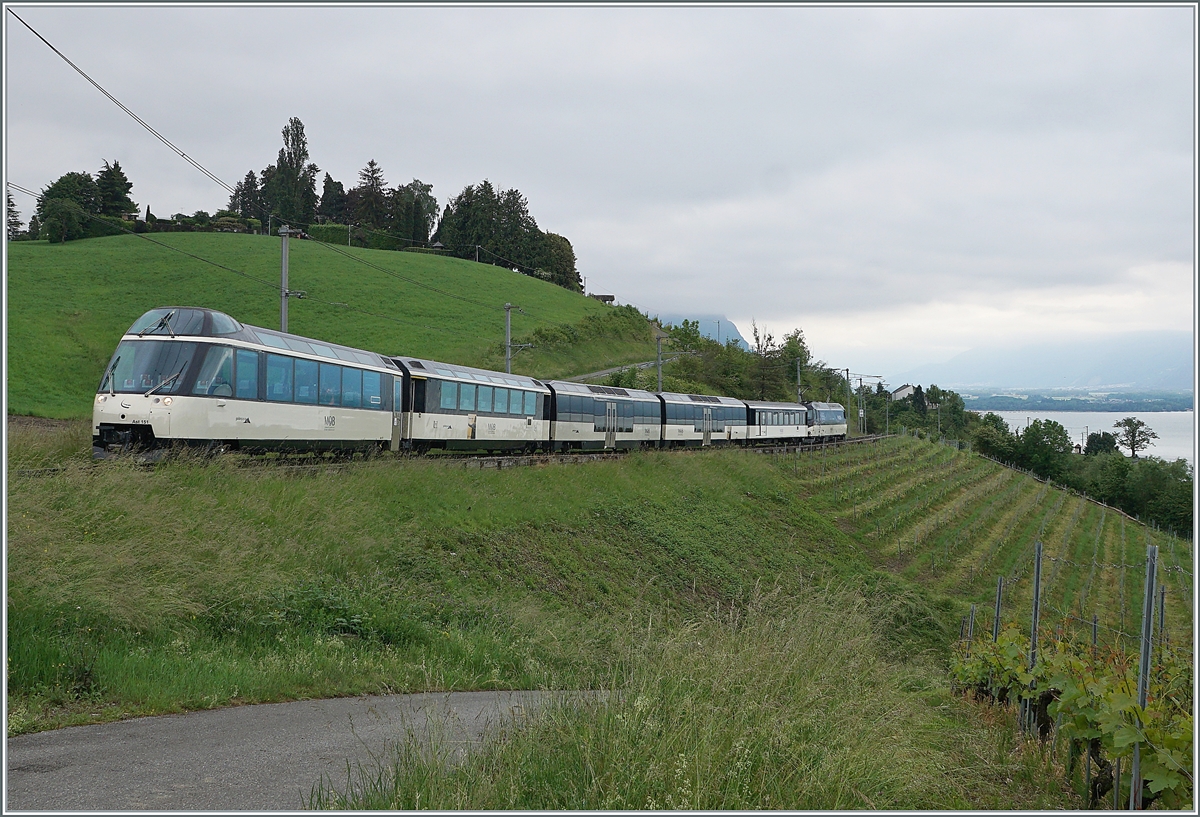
<box><xmin>806</xmin><ymin>402</ymin><xmax>845</xmax><ymax>411</ymax></box>
<box><xmin>659</xmin><ymin>391</ymin><xmax>746</xmax><ymax>408</ymax></box>
<box><xmin>393</xmin><ymin>357</ymin><xmax>548</xmax><ymax>392</ymax></box>
<box><xmin>743</xmin><ymin>399</ymin><xmax>806</xmax><ymax>410</ymax></box>
<box><xmin>546</xmin><ymin>381</ymin><xmax>660</xmax><ymax>401</ymax></box>
<box><xmin>125</xmin><ymin>307</ymin><xmax>398</xmax><ymax>371</ymax></box>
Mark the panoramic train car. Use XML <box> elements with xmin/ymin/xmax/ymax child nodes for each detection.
<box><xmin>389</xmin><ymin>357</ymin><xmax>550</xmax><ymax>452</ymax></box>
<box><xmin>93</xmin><ymin>307</ymin><xmax>399</xmax><ymax>456</ymax></box>
<box><xmin>804</xmin><ymin>401</ymin><xmax>848</xmax><ymax>443</ymax></box>
<box><xmin>743</xmin><ymin>400</ymin><xmax>810</xmax><ymax>445</ymax></box>
<box><xmin>658</xmin><ymin>392</ymin><xmax>748</xmax><ymax>447</ymax></box>
<box><xmin>546</xmin><ymin>381</ymin><xmax>662</xmax><ymax>451</ymax></box>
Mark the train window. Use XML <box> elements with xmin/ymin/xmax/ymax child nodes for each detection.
<box><xmin>509</xmin><ymin>389</ymin><xmax>523</xmax><ymax>414</ymax></box>
<box><xmin>493</xmin><ymin>388</ymin><xmax>508</xmax><ymax>414</ymax></box>
<box><xmin>459</xmin><ymin>383</ymin><xmax>476</xmax><ymax>412</ymax></box>
<box><xmin>285</xmin><ymin>338</ymin><xmax>315</xmax><ymax>356</ymax></box>
<box><xmin>210</xmin><ymin>312</ymin><xmax>241</xmax><ymax>335</ymax></box>
<box><xmin>192</xmin><ymin>346</ymin><xmax>234</xmax><ymax>397</ymax></box>
<box><xmin>266</xmin><ymin>354</ymin><xmax>294</xmax><ymax>402</ymax></box>
<box><xmin>103</xmin><ymin>340</ymin><xmax>198</xmax><ymax>395</ymax></box>
<box><xmin>439</xmin><ymin>381</ymin><xmax>457</xmax><ymax>410</ymax></box>
<box><xmin>236</xmin><ymin>350</ymin><xmax>259</xmax><ymax>400</ymax></box>
<box><xmin>310</xmin><ymin>343</ymin><xmax>336</xmax><ymax>359</ymax></box>
<box><xmin>295</xmin><ymin>359</ymin><xmax>318</xmax><ymax>404</ymax></box>
<box><xmin>341</xmin><ymin>368</ymin><xmax>362</xmax><ymax>408</ymax></box>
<box><xmin>524</xmin><ymin>392</ymin><xmax>537</xmax><ymax>416</ymax></box>
<box><xmin>319</xmin><ymin>363</ymin><xmax>341</xmax><ymax>406</ymax></box>
<box><xmin>477</xmin><ymin>385</ymin><xmax>493</xmax><ymax>412</ymax></box>
<box><xmin>332</xmin><ymin>347</ymin><xmax>358</xmax><ymax>362</ymax></box>
<box><xmin>363</xmin><ymin>371</ymin><xmax>382</xmax><ymax>408</ymax></box>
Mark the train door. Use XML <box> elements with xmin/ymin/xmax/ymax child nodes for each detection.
<box><xmin>605</xmin><ymin>401</ymin><xmax>616</xmax><ymax>448</ymax></box>
<box><xmin>702</xmin><ymin>407</ymin><xmax>712</xmax><ymax>446</ymax></box>
<box><xmin>392</xmin><ymin>376</ymin><xmax>405</xmax><ymax>450</ymax></box>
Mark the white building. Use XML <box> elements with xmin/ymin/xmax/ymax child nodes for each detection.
<box><xmin>891</xmin><ymin>384</ymin><xmax>915</xmax><ymax>401</ymax></box>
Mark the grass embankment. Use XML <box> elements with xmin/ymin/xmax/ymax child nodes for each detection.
<box><xmin>6</xmin><ymin>234</ymin><xmax>657</xmax><ymax>418</ymax></box>
<box><xmin>10</xmin><ymin>424</ymin><xmax>1189</xmax><ymax>808</ymax></box>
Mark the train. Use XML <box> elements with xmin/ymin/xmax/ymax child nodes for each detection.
<box><xmin>92</xmin><ymin>307</ymin><xmax>847</xmax><ymax>457</ymax></box>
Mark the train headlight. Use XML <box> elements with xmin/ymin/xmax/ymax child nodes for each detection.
<box><xmin>97</xmin><ymin>395</ymin><xmax>107</xmax><ymax>403</ymax></box>
<box><xmin>162</xmin><ymin>397</ymin><xmax>173</xmax><ymax>406</ymax></box>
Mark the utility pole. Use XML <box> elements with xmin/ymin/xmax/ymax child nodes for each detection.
<box><xmin>796</xmin><ymin>359</ymin><xmax>803</xmax><ymax>403</ymax></box>
<box><xmin>652</xmin><ymin>323</ymin><xmax>670</xmax><ymax>393</ymax></box>
<box><xmin>505</xmin><ymin>303</ymin><xmax>513</xmax><ymax>374</ymax></box>
<box><xmin>278</xmin><ymin>225</ymin><xmax>306</xmax><ymax>333</ymax></box>
<box><xmin>475</xmin><ymin>244</ymin><xmax>480</xmax><ymax>264</ymax></box>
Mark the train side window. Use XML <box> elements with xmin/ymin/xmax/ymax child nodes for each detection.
<box><xmin>266</xmin><ymin>354</ymin><xmax>294</xmax><ymax>402</ymax></box>
<box><xmin>234</xmin><ymin>350</ymin><xmax>259</xmax><ymax>400</ymax></box>
<box><xmin>342</xmin><ymin>367</ymin><xmax>362</xmax><ymax>408</ymax></box>
<box><xmin>363</xmin><ymin>371</ymin><xmax>382</xmax><ymax>409</ymax></box>
<box><xmin>295</xmin><ymin>359</ymin><xmax>318</xmax><ymax>404</ymax></box>
<box><xmin>509</xmin><ymin>389</ymin><xmax>523</xmax><ymax>414</ymax></box>
<box><xmin>459</xmin><ymin>383</ymin><xmax>476</xmax><ymax>411</ymax></box>
<box><xmin>319</xmin><ymin>363</ymin><xmax>341</xmax><ymax>406</ymax></box>
<box><xmin>524</xmin><ymin>392</ymin><xmax>536</xmax><ymax>416</ymax></box>
<box><xmin>439</xmin><ymin>381</ymin><xmax>457</xmax><ymax>411</ymax></box>
<box><xmin>192</xmin><ymin>346</ymin><xmax>234</xmax><ymax>397</ymax></box>
<box><xmin>493</xmin><ymin>387</ymin><xmax>508</xmax><ymax>414</ymax></box>
<box><xmin>477</xmin><ymin>385</ymin><xmax>493</xmax><ymax>413</ymax></box>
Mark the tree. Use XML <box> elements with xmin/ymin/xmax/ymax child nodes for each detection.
<box><xmin>538</xmin><ymin>232</ymin><xmax>580</xmax><ymax>291</ymax></box>
<box><xmin>1084</xmin><ymin>431</ymin><xmax>1119</xmax><ymax>456</ymax></box>
<box><xmin>973</xmin><ymin>413</ymin><xmax>1016</xmax><ymax>462</ymax></box>
<box><xmin>1113</xmin><ymin>417</ymin><xmax>1158</xmax><ymax>459</ymax></box>
<box><xmin>353</xmin><ymin>160</ymin><xmax>388</xmax><ymax>230</ymax></box>
<box><xmin>7</xmin><ymin>191</ymin><xmax>22</xmax><ymax>240</ymax></box>
<box><xmin>912</xmin><ymin>385</ymin><xmax>927</xmax><ymax>416</ymax></box>
<box><xmin>228</xmin><ymin>171</ymin><xmax>262</xmax><ymax>222</ymax></box>
<box><xmin>95</xmin><ymin>160</ymin><xmax>137</xmax><ymax>217</ymax></box>
<box><xmin>317</xmin><ymin>173</ymin><xmax>346</xmax><ymax>224</ymax></box>
<box><xmin>36</xmin><ymin>171</ymin><xmax>101</xmax><ymax>242</ymax></box>
<box><xmin>1016</xmin><ymin>419</ymin><xmax>1072</xmax><ymax>481</ymax></box>
<box><xmin>259</xmin><ymin>117</ymin><xmax>319</xmax><ymax>225</ymax></box>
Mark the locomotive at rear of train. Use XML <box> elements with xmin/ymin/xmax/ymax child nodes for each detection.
<box><xmin>92</xmin><ymin>307</ymin><xmax>847</xmax><ymax>457</ymax></box>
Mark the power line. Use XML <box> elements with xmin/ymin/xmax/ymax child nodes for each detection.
<box><xmin>7</xmin><ymin>8</ymin><xmax>235</xmax><ymax>196</ymax></box>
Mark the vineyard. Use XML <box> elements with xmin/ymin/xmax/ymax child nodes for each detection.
<box><xmin>768</xmin><ymin>434</ymin><xmax>1194</xmax><ymax>808</ymax></box>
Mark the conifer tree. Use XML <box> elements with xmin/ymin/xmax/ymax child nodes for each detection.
<box><xmin>95</xmin><ymin>160</ymin><xmax>137</xmax><ymax>216</ymax></box>
<box><xmin>6</xmin><ymin>191</ymin><xmax>22</xmax><ymax>240</ymax></box>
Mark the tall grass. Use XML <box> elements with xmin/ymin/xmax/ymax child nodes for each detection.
<box><xmin>311</xmin><ymin>585</ymin><xmax>1078</xmax><ymax>810</ymax></box>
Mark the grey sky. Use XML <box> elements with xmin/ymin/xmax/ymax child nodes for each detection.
<box><xmin>4</xmin><ymin>4</ymin><xmax>1195</xmax><ymax>378</ymax></box>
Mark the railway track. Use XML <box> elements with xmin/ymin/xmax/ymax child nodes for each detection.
<box><xmin>13</xmin><ymin>434</ymin><xmax>890</xmax><ymax>478</ymax></box>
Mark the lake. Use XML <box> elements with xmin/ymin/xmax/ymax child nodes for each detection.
<box><xmin>980</xmin><ymin>410</ymin><xmax>1195</xmax><ymax>467</ymax></box>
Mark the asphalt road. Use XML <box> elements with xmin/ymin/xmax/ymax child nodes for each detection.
<box><xmin>7</xmin><ymin>690</ymin><xmax>579</xmax><ymax>811</ymax></box>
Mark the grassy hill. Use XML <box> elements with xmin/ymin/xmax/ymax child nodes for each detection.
<box><xmin>8</xmin><ymin>422</ymin><xmax>1191</xmax><ymax>807</ymax></box>
<box><xmin>6</xmin><ymin>233</ymin><xmax>658</xmax><ymax>418</ymax></box>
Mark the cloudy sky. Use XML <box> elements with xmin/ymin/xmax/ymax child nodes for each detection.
<box><xmin>4</xmin><ymin>4</ymin><xmax>1195</xmax><ymax>379</ymax></box>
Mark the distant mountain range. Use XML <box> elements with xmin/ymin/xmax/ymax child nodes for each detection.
<box><xmin>892</xmin><ymin>331</ymin><xmax>1194</xmax><ymax>393</ymax></box>
<box><xmin>650</xmin><ymin>313</ymin><xmax>750</xmax><ymax>350</ymax></box>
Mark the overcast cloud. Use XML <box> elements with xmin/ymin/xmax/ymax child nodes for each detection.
<box><xmin>4</xmin><ymin>4</ymin><xmax>1194</xmax><ymax>377</ymax></box>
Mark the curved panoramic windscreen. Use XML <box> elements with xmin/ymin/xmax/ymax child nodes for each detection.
<box><xmin>99</xmin><ymin>340</ymin><xmax>198</xmax><ymax>394</ymax></box>
<box><xmin>126</xmin><ymin>308</ymin><xmax>206</xmax><ymax>336</ymax></box>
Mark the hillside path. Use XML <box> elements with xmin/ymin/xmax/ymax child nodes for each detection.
<box><xmin>6</xmin><ymin>690</ymin><xmax>580</xmax><ymax>811</ymax></box>
<box><xmin>564</xmin><ymin>353</ymin><xmax>683</xmax><ymax>383</ymax></box>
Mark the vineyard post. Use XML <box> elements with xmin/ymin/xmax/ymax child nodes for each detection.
<box><xmin>992</xmin><ymin>577</ymin><xmax>1003</xmax><ymax>642</ymax></box>
<box><xmin>966</xmin><ymin>604</ymin><xmax>976</xmax><ymax>656</ymax></box>
<box><xmin>1025</xmin><ymin>540</ymin><xmax>1043</xmax><ymax>735</ymax></box>
<box><xmin>1129</xmin><ymin>544</ymin><xmax>1158</xmax><ymax>811</ymax></box>
<box><xmin>1157</xmin><ymin>584</ymin><xmax>1166</xmax><ymax>663</ymax></box>
<box><xmin>1091</xmin><ymin>614</ymin><xmax>1098</xmax><ymax>656</ymax></box>
<box><xmin>1114</xmin><ymin>756</ymin><xmax>1120</xmax><ymax>809</ymax></box>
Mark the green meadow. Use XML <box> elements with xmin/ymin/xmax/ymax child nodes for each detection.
<box><xmin>5</xmin><ymin>233</ymin><xmax>656</xmax><ymax>418</ymax></box>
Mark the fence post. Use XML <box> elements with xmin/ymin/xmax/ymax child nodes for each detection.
<box><xmin>993</xmin><ymin>576</ymin><xmax>1003</xmax><ymax>642</ymax></box>
<box><xmin>1130</xmin><ymin>545</ymin><xmax>1158</xmax><ymax>810</ymax></box>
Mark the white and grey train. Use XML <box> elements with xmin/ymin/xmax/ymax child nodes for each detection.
<box><xmin>93</xmin><ymin>307</ymin><xmax>847</xmax><ymax>457</ymax></box>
